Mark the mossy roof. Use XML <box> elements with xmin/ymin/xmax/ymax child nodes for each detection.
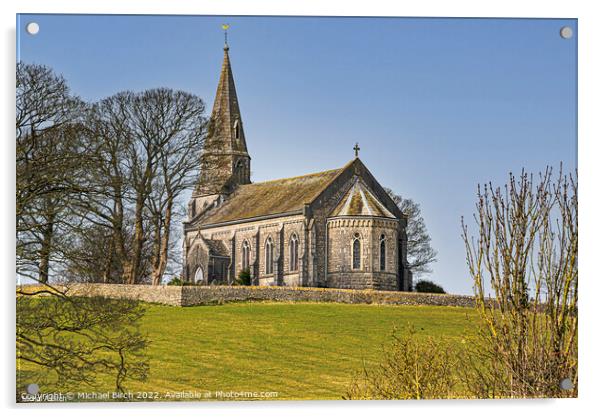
<box><xmin>331</xmin><ymin>178</ymin><xmax>395</xmax><ymax>218</ymax></box>
<box><xmin>200</xmin><ymin>168</ymin><xmax>343</xmax><ymax>225</ymax></box>
<box><xmin>204</xmin><ymin>239</ymin><xmax>230</xmax><ymax>257</ymax></box>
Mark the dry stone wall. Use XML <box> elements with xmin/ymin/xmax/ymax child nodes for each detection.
<box><xmin>19</xmin><ymin>283</ymin><xmax>477</xmax><ymax>308</ymax></box>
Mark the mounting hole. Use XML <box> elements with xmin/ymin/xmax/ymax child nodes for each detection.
<box><xmin>559</xmin><ymin>378</ymin><xmax>574</xmax><ymax>390</ymax></box>
<box><xmin>560</xmin><ymin>26</ymin><xmax>573</xmax><ymax>39</ymax></box>
<box><xmin>26</xmin><ymin>22</ymin><xmax>40</xmax><ymax>35</ymax></box>
<box><xmin>26</xmin><ymin>383</ymin><xmax>40</xmax><ymax>395</ymax></box>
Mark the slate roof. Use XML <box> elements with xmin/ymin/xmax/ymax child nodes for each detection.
<box><xmin>199</xmin><ymin>167</ymin><xmax>343</xmax><ymax>225</ymax></box>
<box><xmin>331</xmin><ymin>178</ymin><xmax>395</xmax><ymax>218</ymax></box>
<box><xmin>204</xmin><ymin>239</ymin><xmax>230</xmax><ymax>257</ymax></box>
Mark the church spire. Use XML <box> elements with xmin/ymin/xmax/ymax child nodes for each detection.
<box><xmin>209</xmin><ymin>43</ymin><xmax>248</xmax><ymax>153</ymax></box>
<box><xmin>195</xmin><ymin>33</ymin><xmax>251</xmax><ymax>197</ymax></box>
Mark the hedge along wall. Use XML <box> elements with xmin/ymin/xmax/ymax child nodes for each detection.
<box><xmin>18</xmin><ymin>283</ymin><xmax>477</xmax><ymax>308</ymax></box>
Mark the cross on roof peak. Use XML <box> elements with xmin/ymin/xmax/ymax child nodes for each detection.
<box><xmin>353</xmin><ymin>143</ymin><xmax>360</xmax><ymax>158</ymax></box>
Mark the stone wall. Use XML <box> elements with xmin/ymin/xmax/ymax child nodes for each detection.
<box><xmin>19</xmin><ymin>283</ymin><xmax>184</xmax><ymax>306</ymax></box>
<box><xmin>326</xmin><ymin>217</ymin><xmax>400</xmax><ymax>290</ymax></box>
<box><xmin>19</xmin><ymin>284</ymin><xmax>477</xmax><ymax>308</ymax></box>
<box><xmin>179</xmin><ymin>286</ymin><xmax>476</xmax><ymax>308</ymax></box>
<box><xmin>184</xmin><ymin>213</ymin><xmax>307</xmax><ymax>286</ymax></box>
<box><xmin>308</xmin><ymin>168</ymin><xmax>356</xmax><ymax>286</ymax></box>
<box><xmin>325</xmin><ymin>272</ymin><xmax>398</xmax><ymax>291</ymax></box>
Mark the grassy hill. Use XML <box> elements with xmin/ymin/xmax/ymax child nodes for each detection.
<box><xmin>19</xmin><ymin>302</ymin><xmax>480</xmax><ymax>401</ymax></box>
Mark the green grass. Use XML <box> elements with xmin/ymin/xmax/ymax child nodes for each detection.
<box><xmin>20</xmin><ymin>302</ymin><xmax>480</xmax><ymax>401</ymax></box>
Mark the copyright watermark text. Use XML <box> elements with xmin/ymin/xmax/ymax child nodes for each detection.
<box><xmin>20</xmin><ymin>389</ymin><xmax>279</xmax><ymax>402</ymax></box>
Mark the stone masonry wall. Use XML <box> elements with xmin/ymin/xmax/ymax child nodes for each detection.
<box><xmin>326</xmin><ymin>272</ymin><xmax>398</xmax><ymax>291</ymax></box>
<box><xmin>184</xmin><ymin>214</ymin><xmax>307</xmax><ymax>286</ymax></box>
<box><xmin>19</xmin><ymin>283</ymin><xmax>184</xmax><ymax>306</ymax></box>
<box><xmin>19</xmin><ymin>284</ymin><xmax>477</xmax><ymax>308</ymax></box>
<box><xmin>327</xmin><ymin>217</ymin><xmax>400</xmax><ymax>290</ymax></box>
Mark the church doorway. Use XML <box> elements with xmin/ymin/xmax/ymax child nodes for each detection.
<box><xmin>194</xmin><ymin>266</ymin><xmax>205</xmax><ymax>285</ymax></box>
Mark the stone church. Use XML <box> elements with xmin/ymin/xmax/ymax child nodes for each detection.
<box><xmin>183</xmin><ymin>42</ymin><xmax>412</xmax><ymax>291</ymax></box>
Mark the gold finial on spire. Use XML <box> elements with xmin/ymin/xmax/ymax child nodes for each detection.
<box><xmin>353</xmin><ymin>142</ymin><xmax>360</xmax><ymax>158</ymax></box>
<box><xmin>222</xmin><ymin>24</ymin><xmax>230</xmax><ymax>50</ymax></box>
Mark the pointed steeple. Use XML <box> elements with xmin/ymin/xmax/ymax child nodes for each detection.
<box><xmin>209</xmin><ymin>45</ymin><xmax>248</xmax><ymax>154</ymax></box>
<box><xmin>195</xmin><ymin>41</ymin><xmax>251</xmax><ymax>197</ymax></box>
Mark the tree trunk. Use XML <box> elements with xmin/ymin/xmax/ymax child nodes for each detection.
<box><xmin>126</xmin><ymin>193</ymin><xmax>146</xmax><ymax>285</ymax></box>
<box><xmin>102</xmin><ymin>232</ymin><xmax>115</xmax><ymax>283</ymax></box>
<box><xmin>151</xmin><ymin>198</ymin><xmax>172</xmax><ymax>285</ymax></box>
<box><xmin>150</xmin><ymin>210</ymin><xmax>162</xmax><ymax>285</ymax></box>
<box><xmin>38</xmin><ymin>202</ymin><xmax>56</xmax><ymax>284</ymax></box>
<box><xmin>112</xmin><ymin>192</ymin><xmax>129</xmax><ymax>285</ymax></box>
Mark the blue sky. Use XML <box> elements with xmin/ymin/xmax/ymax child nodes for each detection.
<box><xmin>17</xmin><ymin>15</ymin><xmax>577</xmax><ymax>295</ymax></box>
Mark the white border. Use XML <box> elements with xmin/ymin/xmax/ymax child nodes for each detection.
<box><xmin>2</xmin><ymin>1</ymin><xmax>600</xmax><ymax>416</ymax></box>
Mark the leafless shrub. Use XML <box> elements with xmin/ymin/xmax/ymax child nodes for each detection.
<box><xmin>344</xmin><ymin>327</ymin><xmax>461</xmax><ymax>400</ymax></box>
<box><xmin>461</xmin><ymin>166</ymin><xmax>577</xmax><ymax>398</ymax></box>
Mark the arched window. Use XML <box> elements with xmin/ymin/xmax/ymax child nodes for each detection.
<box><xmin>234</xmin><ymin>159</ymin><xmax>247</xmax><ymax>183</ymax></box>
<box><xmin>380</xmin><ymin>234</ymin><xmax>386</xmax><ymax>271</ymax></box>
<box><xmin>290</xmin><ymin>233</ymin><xmax>299</xmax><ymax>272</ymax></box>
<box><xmin>352</xmin><ymin>233</ymin><xmax>361</xmax><ymax>270</ymax></box>
<box><xmin>194</xmin><ymin>266</ymin><xmax>205</xmax><ymax>284</ymax></box>
<box><xmin>234</xmin><ymin>120</ymin><xmax>240</xmax><ymax>139</ymax></box>
<box><xmin>265</xmin><ymin>237</ymin><xmax>274</xmax><ymax>275</ymax></box>
<box><xmin>242</xmin><ymin>240</ymin><xmax>250</xmax><ymax>271</ymax></box>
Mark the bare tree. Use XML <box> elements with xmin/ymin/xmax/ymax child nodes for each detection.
<box><xmin>16</xmin><ymin>63</ymin><xmax>82</xmax><ymax>220</ymax></box>
<box><xmin>16</xmin><ymin>63</ymin><xmax>88</xmax><ymax>282</ymax></box>
<box><xmin>80</xmin><ymin>89</ymin><xmax>206</xmax><ymax>284</ymax></box>
<box><xmin>16</xmin><ymin>63</ymin><xmax>149</xmax><ymax>396</ymax></box>
<box><xmin>17</xmin><ymin>287</ymin><xmax>148</xmax><ymax>395</ymax></box>
<box><xmin>385</xmin><ymin>189</ymin><xmax>437</xmax><ymax>276</ymax></box>
<box><xmin>78</xmin><ymin>92</ymin><xmax>140</xmax><ymax>284</ymax></box>
<box><xmin>461</xmin><ymin>166</ymin><xmax>577</xmax><ymax>398</ymax></box>
<box><xmin>145</xmin><ymin>91</ymin><xmax>206</xmax><ymax>285</ymax></box>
